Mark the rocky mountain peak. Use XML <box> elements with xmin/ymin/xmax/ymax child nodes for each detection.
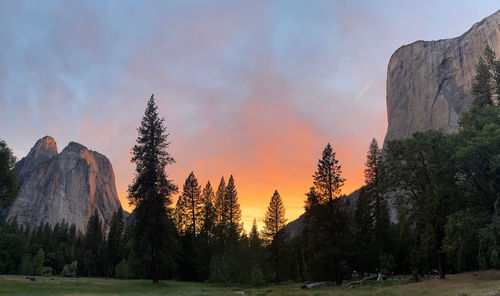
<box><xmin>16</xmin><ymin>136</ymin><xmax>58</xmax><ymax>180</ymax></box>
<box><xmin>62</xmin><ymin>141</ymin><xmax>88</xmax><ymax>153</ymax></box>
<box><xmin>7</xmin><ymin>136</ymin><xmax>122</xmax><ymax>232</ymax></box>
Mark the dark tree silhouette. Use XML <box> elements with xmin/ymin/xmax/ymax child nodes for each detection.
<box><xmin>313</xmin><ymin>143</ymin><xmax>345</xmax><ymax>210</ymax></box>
<box><xmin>107</xmin><ymin>207</ymin><xmax>124</xmax><ymax>276</ymax></box>
<box><xmin>84</xmin><ymin>210</ymin><xmax>104</xmax><ymax>276</ymax></box>
<box><xmin>0</xmin><ymin>139</ymin><xmax>18</xmax><ymax>209</ymax></box>
<box><xmin>472</xmin><ymin>46</ymin><xmax>498</xmax><ymax>107</ymax></box>
<box><xmin>263</xmin><ymin>190</ymin><xmax>287</xmax><ymax>243</ymax></box>
<box><xmin>249</xmin><ymin>219</ymin><xmax>262</xmax><ymax>250</ymax></box>
<box><xmin>215</xmin><ymin>177</ymin><xmax>226</xmax><ymax>222</ymax></box>
<box><xmin>200</xmin><ymin>181</ymin><xmax>217</xmax><ymax>239</ymax></box>
<box><xmin>264</xmin><ymin>190</ymin><xmax>288</xmax><ymax>283</ymax></box>
<box><xmin>365</xmin><ymin>138</ymin><xmax>390</xmax><ymax>258</ymax></box>
<box><xmin>222</xmin><ymin>175</ymin><xmax>241</xmax><ymax>226</ymax></box>
<box><xmin>128</xmin><ymin>94</ymin><xmax>178</xmax><ymax>283</ymax></box>
<box><xmin>176</xmin><ymin>172</ymin><xmax>202</xmax><ymax>236</ymax></box>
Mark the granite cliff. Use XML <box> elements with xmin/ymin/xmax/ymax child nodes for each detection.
<box><xmin>286</xmin><ymin>10</ymin><xmax>500</xmax><ymax>236</ymax></box>
<box><xmin>385</xmin><ymin>9</ymin><xmax>500</xmax><ymax>142</ymax></box>
<box><xmin>6</xmin><ymin>136</ymin><xmax>122</xmax><ymax>232</ymax></box>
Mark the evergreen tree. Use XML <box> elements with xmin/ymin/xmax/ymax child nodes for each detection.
<box><xmin>249</xmin><ymin>219</ymin><xmax>261</xmax><ymax>250</ymax></box>
<box><xmin>200</xmin><ymin>181</ymin><xmax>217</xmax><ymax>239</ymax></box>
<box><xmin>174</xmin><ymin>197</ymin><xmax>187</xmax><ymax>234</ymax></box>
<box><xmin>364</xmin><ymin>138</ymin><xmax>381</xmax><ymax>191</ymax></box>
<box><xmin>263</xmin><ymin>190</ymin><xmax>287</xmax><ymax>243</ymax></box>
<box><xmin>176</xmin><ymin>172</ymin><xmax>202</xmax><ymax>236</ymax></box>
<box><xmin>473</xmin><ymin>56</ymin><xmax>494</xmax><ymax>107</ymax></box>
<box><xmin>128</xmin><ymin>94</ymin><xmax>178</xmax><ymax>283</ymax></box>
<box><xmin>263</xmin><ymin>190</ymin><xmax>288</xmax><ymax>283</ymax></box>
<box><xmin>222</xmin><ymin>175</ymin><xmax>241</xmax><ymax>226</ymax></box>
<box><xmin>32</xmin><ymin>249</ymin><xmax>45</xmax><ymax>276</ymax></box>
<box><xmin>472</xmin><ymin>46</ymin><xmax>498</xmax><ymax>107</ymax></box>
<box><xmin>107</xmin><ymin>207</ymin><xmax>124</xmax><ymax>276</ymax></box>
<box><xmin>303</xmin><ymin>143</ymin><xmax>350</xmax><ymax>284</ymax></box>
<box><xmin>304</xmin><ymin>186</ymin><xmax>321</xmax><ymax>213</ymax></box>
<box><xmin>83</xmin><ymin>210</ymin><xmax>104</xmax><ymax>276</ymax></box>
<box><xmin>352</xmin><ymin>187</ymin><xmax>375</xmax><ymax>275</ymax></box>
<box><xmin>364</xmin><ymin>138</ymin><xmax>390</xmax><ymax>258</ymax></box>
<box><xmin>0</xmin><ymin>139</ymin><xmax>18</xmax><ymax>209</ymax></box>
<box><xmin>313</xmin><ymin>143</ymin><xmax>345</xmax><ymax>210</ymax></box>
<box><xmin>215</xmin><ymin>177</ymin><xmax>226</xmax><ymax>222</ymax></box>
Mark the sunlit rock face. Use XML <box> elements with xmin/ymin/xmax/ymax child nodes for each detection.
<box><xmin>7</xmin><ymin>136</ymin><xmax>122</xmax><ymax>232</ymax></box>
<box><xmin>385</xmin><ymin>9</ymin><xmax>500</xmax><ymax>142</ymax></box>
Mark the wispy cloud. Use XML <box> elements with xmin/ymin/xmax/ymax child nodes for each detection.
<box><xmin>1</xmin><ymin>0</ymin><xmax>499</xmax><ymax>229</ymax></box>
<box><xmin>355</xmin><ymin>84</ymin><xmax>370</xmax><ymax>101</ymax></box>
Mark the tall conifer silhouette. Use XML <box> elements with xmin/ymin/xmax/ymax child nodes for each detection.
<box><xmin>128</xmin><ymin>94</ymin><xmax>178</xmax><ymax>283</ymax></box>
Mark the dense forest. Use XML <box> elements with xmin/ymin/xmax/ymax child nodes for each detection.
<box><xmin>0</xmin><ymin>47</ymin><xmax>499</xmax><ymax>286</ymax></box>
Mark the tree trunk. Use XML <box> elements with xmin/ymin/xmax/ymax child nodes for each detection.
<box><xmin>301</xmin><ymin>249</ymin><xmax>308</xmax><ymax>281</ymax></box>
<box><xmin>152</xmin><ymin>247</ymin><xmax>159</xmax><ymax>284</ymax></box>
<box><xmin>439</xmin><ymin>252</ymin><xmax>445</xmax><ymax>279</ymax></box>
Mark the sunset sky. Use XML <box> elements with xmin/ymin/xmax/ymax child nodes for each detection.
<box><xmin>1</xmin><ymin>1</ymin><xmax>499</xmax><ymax>231</ymax></box>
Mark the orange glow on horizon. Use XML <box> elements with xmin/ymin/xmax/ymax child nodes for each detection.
<box><xmin>117</xmin><ymin>159</ymin><xmax>367</xmax><ymax>232</ymax></box>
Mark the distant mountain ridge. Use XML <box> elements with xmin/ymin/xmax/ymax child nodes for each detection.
<box><xmin>6</xmin><ymin>136</ymin><xmax>122</xmax><ymax>232</ymax></box>
<box><xmin>284</xmin><ymin>188</ymin><xmax>361</xmax><ymax>239</ymax></box>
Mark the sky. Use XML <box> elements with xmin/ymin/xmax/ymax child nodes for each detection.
<box><xmin>1</xmin><ymin>1</ymin><xmax>499</xmax><ymax>231</ymax></box>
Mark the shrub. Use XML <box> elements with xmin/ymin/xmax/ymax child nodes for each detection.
<box><xmin>61</xmin><ymin>261</ymin><xmax>77</xmax><ymax>277</ymax></box>
<box><xmin>380</xmin><ymin>254</ymin><xmax>396</xmax><ymax>275</ymax></box>
<box><xmin>250</xmin><ymin>266</ymin><xmax>265</xmax><ymax>288</ymax></box>
<box><xmin>209</xmin><ymin>256</ymin><xmax>231</xmax><ymax>285</ymax></box>
<box><xmin>41</xmin><ymin>266</ymin><xmax>52</xmax><ymax>277</ymax></box>
<box><xmin>115</xmin><ymin>260</ymin><xmax>132</xmax><ymax>279</ymax></box>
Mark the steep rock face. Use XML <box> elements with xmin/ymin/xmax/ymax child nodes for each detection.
<box><xmin>16</xmin><ymin>136</ymin><xmax>58</xmax><ymax>180</ymax></box>
<box><xmin>385</xmin><ymin>9</ymin><xmax>500</xmax><ymax>142</ymax></box>
<box><xmin>7</xmin><ymin>136</ymin><xmax>122</xmax><ymax>232</ymax></box>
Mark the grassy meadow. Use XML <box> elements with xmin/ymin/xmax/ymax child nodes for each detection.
<box><xmin>1</xmin><ymin>271</ymin><xmax>500</xmax><ymax>296</ymax></box>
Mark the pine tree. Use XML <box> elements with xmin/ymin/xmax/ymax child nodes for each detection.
<box><xmin>0</xmin><ymin>139</ymin><xmax>18</xmax><ymax>209</ymax></box>
<box><xmin>200</xmin><ymin>181</ymin><xmax>216</xmax><ymax>238</ymax></box>
<box><xmin>472</xmin><ymin>46</ymin><xmax>498</xmax><ymax>107</ymax></box>
<box><xmin>128</xmin><ymin>94</ymin><xmax>178</xmax><ymax>283</ymax></box>
<box><xmin>364</xmin><ymin>138</ymin><xmax>385</xmax><ymax>224</ymax></box>
<box><xmin>249</xmin><ymin>219</ymin><xmax>262</xmax><ymax>250</ymax></box>
<box><xmin>107</xmin><ymin>207</ymin><xmax>124</xmax><ymax>276</ymax></box>
<box><xmin>176</xmin><ymin>172</ymin><xmax>202</xmax><ymax>236</ymax></box>
<box><xmin>313</xmin><ymin>143</ymin><xmax>345</xmax><ymax>210</ymax></box>
<box><xmin>84</xmin><ymin>210</ymin><xmax>104</xmax><ymax>276</ymax></box>
<box><xmin>222</xmin><ymin>175</ymin><xmax>241</xmax><ymax>226</ymax></box>
<box><xmin>304</xmin><ymin>186</ymin><xmax>321</xmax><ymax>213</ymax></box>
<box><xmin>473</xmin><ymin>56</ymin><xmax>494</xmax><ymax>107</ymax></box>
<box><xmin>215</xmin><ymin>177</ymin><xmax>226</xmax><ymax>222</ymax></box>
<box><xmin>263</xmin><ymin>190</ymin><xmax>287</xmax><ymax>243</ymax></box>
<box><xmin>353</xmin><ymin>187</ymin><xmax>375</xmax><ymax>274</ymax></box>
<box><xmin>32</xmin><ymin>248</ymin><xmax>45</xmax><ymax>276</ymax></box>
<box><xmin>364</xmin><ymin>138</ymin><xmax>381</xmax><ymax>189</ymax></box>
<box><xmin>174</xmin><ymin>197</ymin><xmax>187</xmax><ymax>234</ymax></box>
<box><xmin>263</xmin><ymin>190</ymin><xmax>288</xmax><ymax>283</ymax></box>
<box><xmin>303</xmin><ymin>144</ymin><xmax>350</xmax><ymax>284</ymax></box>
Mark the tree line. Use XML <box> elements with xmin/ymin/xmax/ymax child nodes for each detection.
<box><xmin>0</xmin><ymin>46</ymin><xmax>499</xmax><ymax>285</ymax></box>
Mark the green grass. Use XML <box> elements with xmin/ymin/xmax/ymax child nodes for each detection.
<box><xmin>1</xmin><ymin>271</ymin><xmax>500</xmax><ymax>296</ymax></box>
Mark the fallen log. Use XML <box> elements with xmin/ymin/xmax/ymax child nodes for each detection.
<box><xmin>345</xmin><ymin>274</ymin><xmax>388</xmax><ymax>288</ymax></box>
<box><xmin>345</xmin><ymin>275</ymin><xmax>377</xmax><ymax>288</ymax></box>
<box><xmin>301</xmin><ymin>281</ymin><xmax>330</xmax><ymax>289</ymax></box>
